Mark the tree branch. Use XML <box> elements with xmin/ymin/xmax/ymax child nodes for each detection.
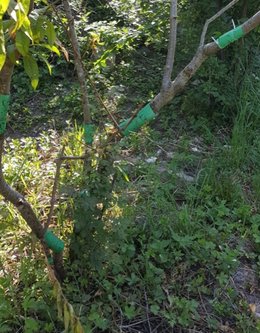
<box><xmin>0</xmin><ymin>59</ymin><xmax>65</xmax><ymax>280</ymax></box>
<box><xmin>44</xmin><ymin>145</ymin><xmax>65</xmax><ymax>231</ymax></box>
<box><xmin>89</xmin><ymin>79</ymin><xmax>121</xmax><ymax>131</ymax></box>
<box><xmin>161</xmin><ymin>0</ymin><xmax>178</xmax><ymax>92</ymax></box>
<box><xmin>200</xmin><ymin>0</ymin><xmax>240</xmax><ymax>46</ymax></box>
<box><xmin>0</xmin><ymin>61</ymin><xmax>44</xmax><ymax>238</ymax></box>
<box><xmin>62</xmin><ymin>0</ymin><xmax>91</xmax><ymax>124</ymax></box>
<box><xmin>58</xmin><ymin>155</ymin><xmax>86</xmax><ymax>160</ymax></box>
<box><xmin>0</xmin><ymin>135</ymin><xmax>45</xmax><ymax>239</ymax></box>
<box><xmin>151</xmin><ymin>10</ymin><xmax>260</xmax><ymax>112</ymax></box>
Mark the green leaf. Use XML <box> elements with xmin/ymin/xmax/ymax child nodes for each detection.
<box><xmin>46</xmin><ymin>21</ymin><xmax>56</xmax><ymax>46</ymax></box>
<box><xmin>0</xmin><ymin>22</ymin><xmax>6</xmax><ymax>71</ymax></box>
<box><xmin>24</xmin><ymin>317</ymin><xmax>39</xmax><ymax>333</ymax></box>
<box><xmin>39</xmin><ymin>56</ymin><xmax>52</xmax><ymax>75</ymax></box>
<box><xmin>56</xmin><ymin>287</ymin><xmax>63</xmax><ymax>321</ymax></box>
<box><xmin>75</xmin><ymin>319</ymin><xmax>84</xmax><ymax>333</ymax></box>
<box><xmin>64</xmin><ymin>303</ymin><xmax>70</xmax><ymax>332</ymax></box>
<box><xmin>68</xmin><ymin>304</ymin><xmax>77</xmax><ymax>332</ymax></box>
<box><xmin>20</xmin><ymin>0</ymin><xmax>30</xmax><ymax>15</ymax></box>
<box><xmin>31</xmin><ymin>16</ymin><xmax>45</xmax><ymax>43</ymax></box>
<box><xmin>124</xmin><ymin>305</ymin><xmax>136</xmax><ymax>319</ymax></box>
<box><xmin>2</xmin><ymin>19</ymin><xmax>13</xmax><ymax>31</ymax></box>
<box><xmin>40</xmin><ymin>43</ymin><xmax>60</xmax><ymax>56</ymax></box>
<box><xmin>9</xmin><ymin>2</ymin><xmax>27</xmax><ymax>33</ymax></box>
<box><xmin>23</xmin><ymin>54</ymin><xmax>39</xmax><ymax>90</ymax></box>
<box><xmin>15</xmin><ymin>30</ymin><xmax>30</xmax><ymax>56</ymax></box>
<box><xmin>150</xmin><ymin>304</ymin><xmax>160</xmax><ymax>315</ymax></box>
<box><xmin>68</xmin><ymin>303</ymin><xmax>74</xmax><ymax>317</ymax></box>
<box><xmin>0</xmin><ymin>0</ymin><xmax>10</xmax><ymax>18</ymax></box>
<box><xmin>116</xmin><ymin>165</ymin><xmax>129</xmax><ymax>182</ymax></box>
<box><xmin>22</xmin><ymin>16</ymin><xmax>33</xmax><ymax>39</ymax></box>
<box><xmin>0</xmin><ymin>53</ymin><xmax>6</xmax><ymax>71</ymax></box>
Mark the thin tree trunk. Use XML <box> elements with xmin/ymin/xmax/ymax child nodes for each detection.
<box><xmin>0</xmin><ymin>58</ymin><xmax>13</xmax><ymax>94</ymax></box>
<box><xmin>161</xmin><ymin>0</ymin><xmax>178</xmax><ymax>92</ymax></box>
<box><xmin>62</xmin><ymin>0</ymin><xmax>91</xmax><ymax>124</ymax></box>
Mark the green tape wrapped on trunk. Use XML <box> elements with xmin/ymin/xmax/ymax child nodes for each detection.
<box><xmin>44</xmin><ymin>229</ymin><xmax>64</xmax><ymax>253</ymax></box>
<box><xmin>0</xmin><ymin>95</ymin><xmax>10</xmax><ymax>135</ymax></box>
<box><xmin>119</xmin><ymin>104</ymin><xmax>156</xmax><ymax>136</ymax></box>
<box><xmin>84</xmin><ymin>123</ymin><xmax>95</xmax><ymax>144</ymax></box>
<box><xmin>216</xmin><ymin>26</ymin><xmax>244</xmax><ymax>49</ymax></box>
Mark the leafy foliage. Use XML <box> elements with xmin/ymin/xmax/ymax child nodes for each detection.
<box><xmin>0</xmin><ymin>0</ymin><xmax>58</xmax><ymax>88</ymax></box>
<box><xmin>1</xmin><ymin>1</ymin><xmax>260</xmax><ymax>332</ymax></box>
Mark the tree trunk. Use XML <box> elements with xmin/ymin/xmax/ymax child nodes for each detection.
<box><xmin>62</xmin><ymin>0</ymin><xmax>91</xmax><ymax>124</ymax></box>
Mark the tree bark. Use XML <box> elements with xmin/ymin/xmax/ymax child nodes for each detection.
<box><xmin>62</xmin><ymin>0</ymin><xmax>91</xmax><ymax>124</ymax></box>
<box><xmin>0</xmin><ymin>58</ymin><xmax>14</xmax><ymax>94</ymax></box>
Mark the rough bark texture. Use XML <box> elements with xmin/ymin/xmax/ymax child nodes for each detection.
<box><xmin>62</xmin><ymin>0</ymin><xmax>91</xmax><ymax>124</ymax></box>
<box><xmin>151</xmin><ymin>10</ymin><xmax>260</xmax><ymax>113</ymax></box>
<box><xmin>242</xmin><ymin>10</ymin><xmax>260</xmax><ymax>34</ymax></box>
<box><xmin>53</xmin><ymin>252</ymin><xmax>66</xmax><ymax>281</ymax></box>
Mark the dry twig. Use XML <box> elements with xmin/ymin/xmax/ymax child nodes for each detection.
<box><xmin>144</xmin><ymin>289</ymin><xmax>152</xmax><ymax>333</ymax></box>
<box><xmin>44</xmin><ymin>145</ymin><xmax>65</xmax><ymax>230</ymax></box>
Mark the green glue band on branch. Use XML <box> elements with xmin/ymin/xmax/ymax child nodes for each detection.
<box><xmin>119</xmin><ymin>104</ymin><xmax>156</xmax><ymax>136</ymax></box>
<box><xmin>0</xmin><ymin>95</ymin><xmax>10</xmax><ymax>135</ymax></box>
<box><xmin>84</xmin><ymin>123</ymin><xmax>96</xmax><ymax>145</ymax></box>
<box><xmin>216</xmin><ymin>25</ymin><xmax>244</xmax><ymax>49</ymax></box>
<box><xmin>44</xmin><ymin>229</ymin><xmax>64</xmax><ymax>253</ymax></box>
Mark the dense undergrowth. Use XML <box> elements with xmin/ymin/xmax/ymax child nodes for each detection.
<box><xmin>1</xmin><ymin>69</ymin><xmax>260</xmax><ymax>332</ymax></box>
<box><xmin>1</xmin><ymin>1</ymin><xmax>260</xmax><ymax>332</ymax></box>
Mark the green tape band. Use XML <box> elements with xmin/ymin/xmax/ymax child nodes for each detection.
<box><xmin>216</xmin><ymin>25</ymin><xmax>244</xmax><ymax>49</ymax></box>
<box><xmin>84</xmin><ymin>123</ymin><xmax>96</xmax><ymax>145</ymax></box>
<box><xmin>119</xmin><ymin>104</ymin><xmax>156</xmax><ymax>136</ymax></box>
<box><xmin>44</xmin><ymin>229</ymin><xmax>64</xmax><ymax>253</ymax></box>
<box><xmin>0</xmin><ymin>95</ymin><xmax>10</xmax><ymax>135</ymax></box>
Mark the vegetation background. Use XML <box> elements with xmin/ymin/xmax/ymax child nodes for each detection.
<box><xmin>0</xmin><ymin>0</ymin><xmax>260</xmax><ymax>332</ymax></box>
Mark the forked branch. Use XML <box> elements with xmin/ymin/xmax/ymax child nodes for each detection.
<box><xmin>200</xmin><ymin>0</ymin><xmax>240</xmax><ymax>46</ymax></box>
<box><xmin>151</xmin><ymin>9</ymin><xmax>260</xmax><ymax>112</ymax></box>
